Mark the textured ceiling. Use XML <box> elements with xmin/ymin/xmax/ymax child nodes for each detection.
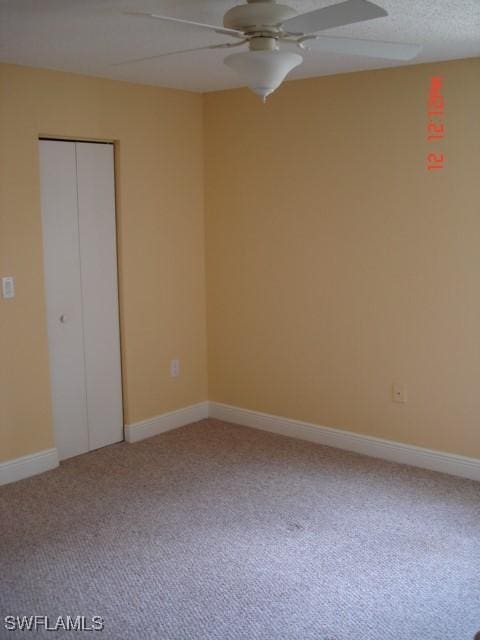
<box><xmin>0</xmin><ymin>0</ymin><xmax>479</xmax><ymax>92</ymax></box>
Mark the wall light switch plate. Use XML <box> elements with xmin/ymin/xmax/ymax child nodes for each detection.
<box><xmin>392</xmin><ymin>383</ymin><xmax>407</xmax><ymax>403</ymax></box>
<box><xmin>2</xmin><ymin>276</ymin><xmax>15</xmax><ymax>299</ymax></box>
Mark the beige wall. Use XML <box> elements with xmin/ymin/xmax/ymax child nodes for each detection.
<box><xmin>0</xmin><ymin>63</ymin><xmax>207</xmax><ymax>462</ymax></box>
<box><xmin>2</xmin><ymin>57</ymin><xmax>479</xmax><ymax>465</ymax></box>
<box><xmin>204</xmin><ymin>58</ymin><xmax>480</xmax><ymax>459</ymax></box>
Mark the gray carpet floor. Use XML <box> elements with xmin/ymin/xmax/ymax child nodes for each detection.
<box><xmin>1</xmin><ymin>418</ymin><xmax>480</xmax><ymax>640</ymax></box>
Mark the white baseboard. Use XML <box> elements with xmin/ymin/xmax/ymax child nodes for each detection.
<box><xmin>0</xmin><ymin>448</ymin><xmax>59</xmax><ymax>486</ymax></box>
<box><xmin>125</xmin><ymin>401</ymin><xmax>209</xmax><ymax>443</ymax></box>
<box><xmin>208</xmin><ymin>402</ymin><xmax>480</xmax><ymax>482</ymax></box>
<box><xmin>3</xmin><ymin>401</ymin><xmax>478</xmax><ymax>485</ymax></box>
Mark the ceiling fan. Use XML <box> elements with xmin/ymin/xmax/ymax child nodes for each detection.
<box><xmin>120</xmin><ymin>0</ymin><xmax>422</xmax><ymax>101</ymax></box>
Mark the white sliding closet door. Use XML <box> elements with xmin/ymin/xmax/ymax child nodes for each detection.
<box><xmin>39</xmin><ymin>141</ymin><xmax>89</xmax><ymax>460</ymax></box>
<box><xmin>75</xmin><ymin>143</ymin><xmax>123</xmax><ymax>452</ymax></box>
<box><xmin>39</xmin><ymin>140</ymin><xmax>123</xmax><ymax>460</ymax></box>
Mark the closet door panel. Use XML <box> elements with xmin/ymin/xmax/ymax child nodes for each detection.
<box><xmin>75</xmin><ymin>142</ymin><xmax>123</xmax><ymax>451</ymax></box>
<box><xmin>39</xmin><ymin>140</ymin><xmax>89</xmax><ymax>460</ymax></box>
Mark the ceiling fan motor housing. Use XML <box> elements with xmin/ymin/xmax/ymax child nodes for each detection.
<box><xmin>223</xmin><ymin>1</ymin><xmax>297</xmax><ymax>33</ymax></box>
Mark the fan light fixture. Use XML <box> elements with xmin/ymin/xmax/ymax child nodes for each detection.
<box><xmin>224</xmin><ymin>49</ymin><xmax>303</xmax><ymax>101</ymax></box>
<box><xmin>121</xmin><ymin>1</ymin><xmax>422</xmax><ymax>101</ymax></box>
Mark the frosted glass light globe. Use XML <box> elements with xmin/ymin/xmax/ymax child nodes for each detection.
<box><xmin>224</xmin><ymin>50</ymin><xmax>303</xmax><ymax>101</ymax></box>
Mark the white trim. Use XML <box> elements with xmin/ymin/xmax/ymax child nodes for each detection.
<box><xmin>208</xmin><ymin>402</ymin><xmax>480</xmax><ymax>482</ymax></box>
<box><xmin>124</xmin><ymin>401</ymin><xmax>209</xmax><ymax>443</ymax></box>
<box><xmin>4</xmin><ymin>401</ymin><xmax>478</xmax><ymax>486</ymax></box>
<box><xmin>0</xmin><ymin>448</ymin><xmax>59</xmax><ymax>486</ymax></box>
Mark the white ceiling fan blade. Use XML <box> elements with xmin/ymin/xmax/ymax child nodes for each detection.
<box><xmin>300</xmin><ymin>35</ymin><xmax>421</xmax><ymax>60</ymax></box>
<box><xmin>112</xmin><ymin>42</ymin><xmax>246</xmax><ymax>66</ymax></box>
<box><xmin>123</xmin><ymin>11</ymin><xmax>244</xmax><ymax>38</ymax></box>
<box><xmin>283</xmin><ymin>0</ymin><xmax>387</xmax><ymax>35</ymax></box>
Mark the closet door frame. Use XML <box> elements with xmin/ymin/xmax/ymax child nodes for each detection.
<box><xmin>39</xmin><ymin>136</ymin><xmax>125</xmax><ymax>459</ymax></box>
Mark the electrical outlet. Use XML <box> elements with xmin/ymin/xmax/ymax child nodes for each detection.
<box><xmin>392</xmin><ymin>383</ymin><xmax>407</xmax><ymax>403</ymax></box>
<box><xmin>170</xmin><ymin>359</ymin><xmax>180</xmax><ymax>378</ymax></box>
<box><xmin>1</xmin><ymin>276</ymin><xmax>15</xmax><ymax>299</ymax></box>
